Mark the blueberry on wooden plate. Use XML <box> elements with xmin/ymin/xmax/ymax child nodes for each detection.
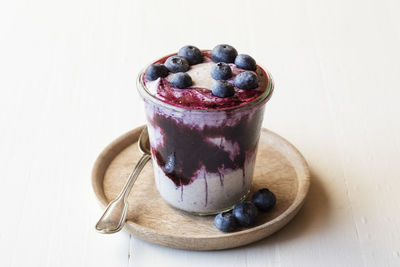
<box><xmin>233</xmin><ymin>201</ymin><xmax>258</xmax><ymax>227</ymax></box>
<box><xmin>214</xmin><ymin>212</ymin><xmax>238</xmax><ymax>232</ymax></box>
<box><xmin>252</xmin><ymin>188</ymin><xmax>276</xmax><ymax>212</ymax></box>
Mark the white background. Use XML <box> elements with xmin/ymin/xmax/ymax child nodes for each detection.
<box><xmin>1</xmin><ymin>0</ymin><xmax>400</xmax><ymax>266</ymax></box>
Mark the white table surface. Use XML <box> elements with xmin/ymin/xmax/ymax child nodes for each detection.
<box><xmin>1</xmin><ymin>0</ymin><xmax>400</xmax><ymax>266</ymax></box>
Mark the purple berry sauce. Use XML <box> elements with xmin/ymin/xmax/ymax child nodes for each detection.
<box><xmin>148</xmin><ymin>107</ymin><xmax>265</xmax><ymax>188</ymax></box>
<box><xmin>143</xmin><ymin>51</ymin><xmax>269</xmax><ymax>110</ymax></box>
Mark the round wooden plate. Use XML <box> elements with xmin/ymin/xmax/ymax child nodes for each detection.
<box><xmin>92</xmin><ymin>125</ymin><xmax>310</xmax><ymax>250</ymax></box>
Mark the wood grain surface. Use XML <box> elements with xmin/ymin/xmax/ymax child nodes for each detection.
<box><xmin>2</xmin><ymin>0</ymin><xmax>400</xmax><ymax>266</ymax></box>
<box><xmin>92</xmin><ymin>126</ymin><xmax>309</xmax><ymax>250</ymax></box>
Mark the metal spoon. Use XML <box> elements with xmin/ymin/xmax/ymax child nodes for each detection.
<box><xmin>95</xmin><ymin>127</ymin><xmax>151</xmax><ymax>234</ymax></box>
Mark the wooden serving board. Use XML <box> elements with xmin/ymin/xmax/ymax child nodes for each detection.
<box><xmin>92</xmin><ymin>126</ymin><xmax>310</xmax><ymax>250</ymax></box>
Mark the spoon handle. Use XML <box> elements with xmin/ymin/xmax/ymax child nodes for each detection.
<box><xmin>95</xmin><ymin>153</ymin><xmax>151</xmax><ymax>234</ymax></box>
<box><xmin>120</xmin><ymin>154</ymin><xmax>151</xmax><ymax>201</ymax></box>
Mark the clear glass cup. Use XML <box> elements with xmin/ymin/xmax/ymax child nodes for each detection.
<box><xmin>137</xmin><ymin>66</ymin><xmax>273</xmax><ymax>215</ymax></box>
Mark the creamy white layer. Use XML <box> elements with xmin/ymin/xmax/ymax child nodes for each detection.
<box><xmin>145</xmin><ymin>99</ymin><xmax>258</xmax><ymax>130</ymax></box>
<box><xmin>145</xmin><ymin>61</ymin><xmax>268</xmax><ymax>109</ymax></box>
<box><xmin>144</xmin><ymin>98</ymin><xmax>265</xmax><ymax>214</ymax></box>
<box><xmin>152</xmin><ymin>153</ymin><xmax>256</xmax><ymax>214</ymax></box>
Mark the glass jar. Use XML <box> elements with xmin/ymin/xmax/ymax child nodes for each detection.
<box><xmin>137</xmin><ymin>66</ymin><xmax>273</xmax><ymax>215</ymax></box>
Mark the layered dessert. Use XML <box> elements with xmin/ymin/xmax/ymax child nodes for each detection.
<box><xmin>137</xmin><ymin>45</ymin><xmax>273</xmax><ymax>214</ymax></box>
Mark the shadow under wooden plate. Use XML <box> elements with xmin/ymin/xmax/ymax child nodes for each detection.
<box><xmin>92</xmin><ymin>125</ymin><xmax>310</xmax><ymax>251</ymax></box>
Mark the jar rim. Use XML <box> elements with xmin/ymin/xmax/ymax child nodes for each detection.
<box><xmin>136</xmin><ymin>62</ymin><xmax>274</xmax><ymax>113</ymax></box>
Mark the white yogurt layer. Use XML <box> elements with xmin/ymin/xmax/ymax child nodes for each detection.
<box><xmin>167</xmin><ymin>62</ymin><xmax>215</xmax><ymax>90</ymax></box>
<box><xmin>144</xmin><ymin>100</ymin><xmax>266</xmax><ymax>214</ymax></box>
<box><xmin>145</xmin><ymin>61</ymin><xmax>268</xmax><ymax>95</ymax></box>
<box><xmin>145</xmin><ymin>98</ymin><xmax>260</xmax><ymax>130</ymax></box>
<box><xmin>152</xmin><ymin>152</ymin><xmax>256</xmax><ymax>214</ymax></box>
<box><xmin>145</xmin><ymin>61</ymin><xmax>215</xmax><ymax>94</ymax></box>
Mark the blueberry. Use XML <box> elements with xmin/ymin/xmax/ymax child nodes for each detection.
<box><xmin>163</xmin><ymin>153</ymin><xmax>175</xmax><ymax>174</ymax></box>
<box><xmin>178</xmin><ymin>45</ymin><xmax>203</xmax><ymax>65</ymax></box>
<box><xmin>234</xmin><ymin>71</ymin><xmax>259</xmax><ymax>90</ymax></box>
<box><xmin>212</xmin><ymin>81</ymin><xmax>234</xmax><ymax>98</ymax></box>
<box><xmin>234</xmin><ymin>54</ymin><xmax>257</xmax><ymax>71</ymax></box>
<box><xmin>211</xmin><ymin>62</ymin><xmax>232</xmax><ymax>80</ymax></box>
<box><xmin>145</xmin><ymin>64</ymin><xmax>169</xmax><ymax>81</ymax></box>
<box><xmin>211</xmin><ymin>44</ymin><xmax>238</xmax><ymax>63</ymax></box>
<box><xmin>251</xmin><ymin>188</ymin><xmax>276</xmax><ymax>212</ymax></box>
<box><xmin>233</xmin><ymin>201</ymin><xmax>258</xmax><ymax>227</ymax></box>
<box><xmin>165</xmin><ymin>56</ymin><xmax>190</xmax><ymax>73</ymax></box>
<box><xmin>170</xmin><ymin>72</ymin><xmax>192</xmax><ymax>89</ymax></box>
<box><xmin>214</xmin><ymin>212</ymin><xmax>237</xmax><ymax>232</ymax></box>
